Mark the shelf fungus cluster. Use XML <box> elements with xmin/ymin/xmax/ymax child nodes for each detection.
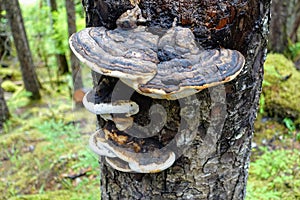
<box><xmin>69</xmin><ymin>6</ymin><xmax>245</xmax><ymax>173</ymax></box>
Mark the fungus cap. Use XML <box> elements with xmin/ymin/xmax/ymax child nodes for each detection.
<box><xmin>70</xmin><ymin>19</ymin><xmax>245</xmax><ymax>100</ymax></box>
<box><xmin>82</xmin><ymin>90</ymin><xmax>139</xmax><ymax>116</ymax></box>
<box><xmin>89</xmin><ymin>129</ymin><xmax>176</xmax><ymax>173</ymax></box>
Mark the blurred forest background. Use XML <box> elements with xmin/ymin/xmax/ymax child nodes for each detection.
<box><xmin>0</xmin><ymin>0</ymin><xmax>299</xmax><ymax>199</ymax></box>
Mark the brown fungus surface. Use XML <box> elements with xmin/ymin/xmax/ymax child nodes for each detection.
<box><xmin>70</xmin><ymin>16</ymin><xmax>245</xmax><ymax>100</ymax></box>
<box><xmin>90</xmin><ymin>129</ymin><xmax>176</xmax><ymax>173</ymax></box>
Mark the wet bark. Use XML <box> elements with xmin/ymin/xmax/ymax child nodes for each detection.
<box><xmin>83</xmin><ymin>0</ymin><xmax>270</xmax><ymax>199</ymax></box>
<box><xmin>3</xmin><ymin>0</ymin><xmax>41</xmax><ymax>100</ymax></box>
<box><xmin>269</xmin><ymin>0</ymin><xmax>300</xmax><ymax>53</ymax></box>
<box><xmin>66</xmin><ymin>0</ymin><xmax>83</xmax><ymax>91</ymax></box>
<box><xmin>49</xmin><ymin>0</ymin><xmax>69</xmax><ymax>75</ymax></box>
<box><xmin>0</xmin><ymin>78</ymin><xmax>9</xmax><ymax>133</ymax></box>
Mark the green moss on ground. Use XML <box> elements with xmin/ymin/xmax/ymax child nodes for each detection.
<box><xmin>247</xmin><ymin>149</ymin><xmax>300</xmax><ymax>200</ymax></box>
<box><xmin>263</xmin><ymin>53</ymin><xmax>300</xmax><ymax>125</ymax></box>
<box><xmin>0</xmin><ymin>68</ymin><xmax>22</xmax><ymax>80</ymax></box>
<box><xmin>1</xmin><ymin>80</ymin><xmax>21</xmax><ymax>92</ymax></box>
<box><xmin>0</xmin><ymin>94</ymin><xmax>99</xmax><ymax>200</ymax></box>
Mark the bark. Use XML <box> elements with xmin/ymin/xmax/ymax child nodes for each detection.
<box><xmin>0</xmin><ymin>78</ymin><xmax>10</xmax><ymax>133</ymax></box>
<box><xmin>83</xmin><ymin>0</ymin><xmax>270</xmax><ymax>199</ymax></box>
<box><xmin>0</xmin><ymin>4</ymin><xmax>11</xmax><ymax>60</ymax></box>
<box><xmin>49</xmin><ymin>0</ymin><xmax>70</xmax><ymax>75</ymax></box>
<box><xmin>56</xmin><ymin>54</ymin><xmax>69</xmax><ymax>75</ymax></box>
<box><xmin>3</xmin><ymin>0</ymin><xmax>41</xmax><ymax>100</ymax></box>
<box><xmin>66</xmin><ymin>0</ymin><xmax>83</xmax><ymax>91</ymax></box>
<box><xmin>269</xmin><ymin>0</ymin><xmax>300</xmax><ymax>53</ymax></box>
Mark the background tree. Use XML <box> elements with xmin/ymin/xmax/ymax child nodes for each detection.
<box><xmin>0</xmin><ymin>3</ymin><xmax>11</xmax><ymax>63</ymax></box>
<box><xmin>49</xmin><ymin>0</ymin><xmax>69</xmax><ymax>75</ymax></box>
<box><xmin>0</xmin><ymin>77</ymin><xmax>9</xmax><ymax>133</ymax></box>
<box><xmin>66</xmin><ymin>0</ymin><xmax>83</xmax><ymax>92</ymax></box>
<box><xmin>82</xmin><ymin>0</ymin><xmax>270</xmax><ymax>199</ymax></box>
<box><xmin>3</xmin><ymin>0</ymin><xmax>41</xmax><ymax>100</ymax></box>
<box><xmin>269</xmin><ymin>0</ymin><xmax>300</xmax><ymax>53</ymax></box>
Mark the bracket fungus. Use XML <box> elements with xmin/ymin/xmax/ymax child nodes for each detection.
<box><xmin>69</xmin><ymin>6</ymin><xmax>245</xmax><ymax>173</ymax></box>
<box><xmin>69</xmin><ymin>7</ymin><xmax>245</xmax><ymax>100</ymax></box>
<box><xmin>83</xmin><ymin>90</ymin><xmax>139</xmax><ymax>117</ymax></box>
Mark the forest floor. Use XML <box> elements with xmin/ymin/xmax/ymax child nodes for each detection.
<box><xmin>0</xmin><ymin>53</ymin><xmax>300</xmax><ymax>200</ymax></box>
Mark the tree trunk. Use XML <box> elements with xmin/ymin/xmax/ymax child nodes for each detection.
<box><xmin>49</xmin><ymin>0</ymin><xmax>70</xmax><ymax>75</ymax></box>
<box><xmin>3</xmin><ymin>0</ymin><xmax>41</xmax><ymax>100</ymax></box>
<box><xmin>66</xmin><ymin>0</ymin><xmax>83</xmax><ymax>91</ymax></box>
<box><xmin>0</xmin><ymin>77</ymin><xmax>9</xmax><ymax>133</ymax></box>
<box><xmin>269</xmin><ymin>0</ymin><xmax>300</xmax><ymax>53</ymax></box>
<box><xmin>0</xmin><ymin>4</ymin><xmax>11</xmax><ymax>61</ymax></box>
<box><xmin>83</xmin><ymin>0</ymin><xmax>270</xmax><ymax>199</ymax></box>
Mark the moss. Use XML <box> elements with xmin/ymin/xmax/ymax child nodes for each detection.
<box><xmin>263</xmin><ymin>53</ymin><xmax>300</xmax><ymax>125</ymax></box>
<box><xmin>0</xmin><ymin>68</ymin><xmax>22</xmax><ymax>80</ymax></box>
<box><xmin>1</xmin><ymin>80</ymin><xmax>20</xmax><ymax>92</ymax></box>
<box><xmin>247</xmin><ymin>149</ymin><xmax>300</xmax><ymax>200</ymax></box>
<box><xmin>8</xmin><ymin>190</ymin><xmax>72</xmax><ymax>200</ymax></box>
<box><xmin>254</xmin><ymin>115</ymin><xmax>287</xmax><ymax>140</ymax></box>
<box><xmin>0</xmin><ymin>108</ymin><xmax>99</xmax><ymax>200</ymax></box>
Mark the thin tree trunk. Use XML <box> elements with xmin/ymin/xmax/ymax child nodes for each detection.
<box><xmin>49</xmin><ymin>0</ymin><xmax>69</xmax><ymax>75</ymax></box>
<box><xmin>269</xmin><ymin>0</ymin><xmax>300</xmax><ymax>53</ymax></box>
<box><xmin>0</xmin><ymin>4</ymin><xmax>10</xmax><ymax>61</ymax></box>
<box><xmin>3</xmin><ymin>0</ymin><xmax>41</xmax><ymax>100</ymax></box>
<box><xmin>83</xmin><ymin>0</ymin><xmax>270</xmax><ymax>199</ymax></box>
<box><xmin>0</xmin><ymin>77</ymin><xmax>9</xmax><ymax>133</ymax></box>
<box><xmin>66</xmin><ymin>0</ymin><xmax>83</xmax><ymax>91</ymax></box>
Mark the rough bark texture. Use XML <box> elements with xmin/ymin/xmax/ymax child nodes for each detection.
<box><xmin>49</xmin><ymin>0</ymin><xmax>69</xmax><ymax>75</ymax></box>
<box><xmin>0</xmin><ymin>78</ymin><xmax>9</xmax><ymax>133</ymax></box>
<box><xmin>83</xmin><ymin>0</ymin><xmax>270</xmax><ymax>199</ymax></box>
<box><xmin>269</xmin><ymin>0</ymin><xmax>300</xmax><ymax>52</ymax></box>
<box><xmin>3</xmin><ymin>0</ymin><xmax>41</xmax><ymax>100</ymax></box>
<box><xmin>66</xmin><ymin>0</ymin><xmax>83</xmax><ymax>91</ymax></box>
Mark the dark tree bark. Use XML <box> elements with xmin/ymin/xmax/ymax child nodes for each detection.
<box><xmin>83</xmin><ymin>0</ymin><xmax>270</xmax><ymax>199</ymax></box>
<box><xmin>3</xmin><ymin>0</ymin><xmax>41</xmax><ymax>100</ymax></box>
<box><xmin>0</xmin><ymin>78</ymin><xmax>9</xmax><ymax>133</ymax></box>
<box><xmin>66</xmin><ymin>0</ymin><xmax>83</xmax><ymax>91</ymax></box>
<box><xmin>0</xmin><ymin>4</ymin><xmax>11</xmax><ymax>61</ymax></box>
<box><xmin>269</xmin><ymin>0</ymin><xmax>300</xmax><ymax>53</ymax></box>
<box><xmin>49</xmin><ymin>0</ymin><xmax>70</xmax><ymax>75</ymax></box>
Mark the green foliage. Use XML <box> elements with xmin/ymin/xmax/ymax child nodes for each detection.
<box><xmin>20</xmin><ymin>0</ymin><xmax>85</xmax><ymax>70</ymax></box>
<box><xmin>51</xmin><ymin>8</ymin><xmax>69</xmax><ymax>54</ymax></box>
<box><xmin>36</xmin><ymin>119</ymin><xmax>80</xmax><ymax>141</ymax></box>
<box><xmin>282</xmin><ymin>118</ymin><xmax>300</xmax><ymax>141</ymax></box>
<box><xmin>247</xmin><ymin>148</ymin><xmax>300</xmax><ymax>200</ymax></box>
<box><xmin>286</xmin><ymin>41</ymin><xmax>300</xmax><ymax>61</ymax></box>
<box><xmin>283</xmin><ymin>118</ymin><xmax>296</xmax><ymax>133</ymax></box>
<box><xmin>22</xmin><ymin>3</ymin><xmax>56</xmax><ymax>65</ymax></box>
<box><xmin>259</xmin><ymin>93</ymin><xmax>265</xmax><ymax>114</ymax></box>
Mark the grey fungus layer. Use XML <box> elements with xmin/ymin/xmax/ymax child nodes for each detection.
<box><xmin>69</xmin><ymin>18</ymin><xmax>245</xmax><ymax>100</ymax></box>
<box><xmin>82</xmin><ymin>90</ymin><xmax>139</xmax><ymax>117</ymax></box>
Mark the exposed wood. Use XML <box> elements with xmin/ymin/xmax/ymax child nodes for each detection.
<box><xmin>83</xmin><ymin>0</ymin><xmax>270</xmax><ymax>199</ymax></box>
<box><xmin>3</xmin><ymin>0</ymin><xmax>41</xmax><ymax>100</ymax></box>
